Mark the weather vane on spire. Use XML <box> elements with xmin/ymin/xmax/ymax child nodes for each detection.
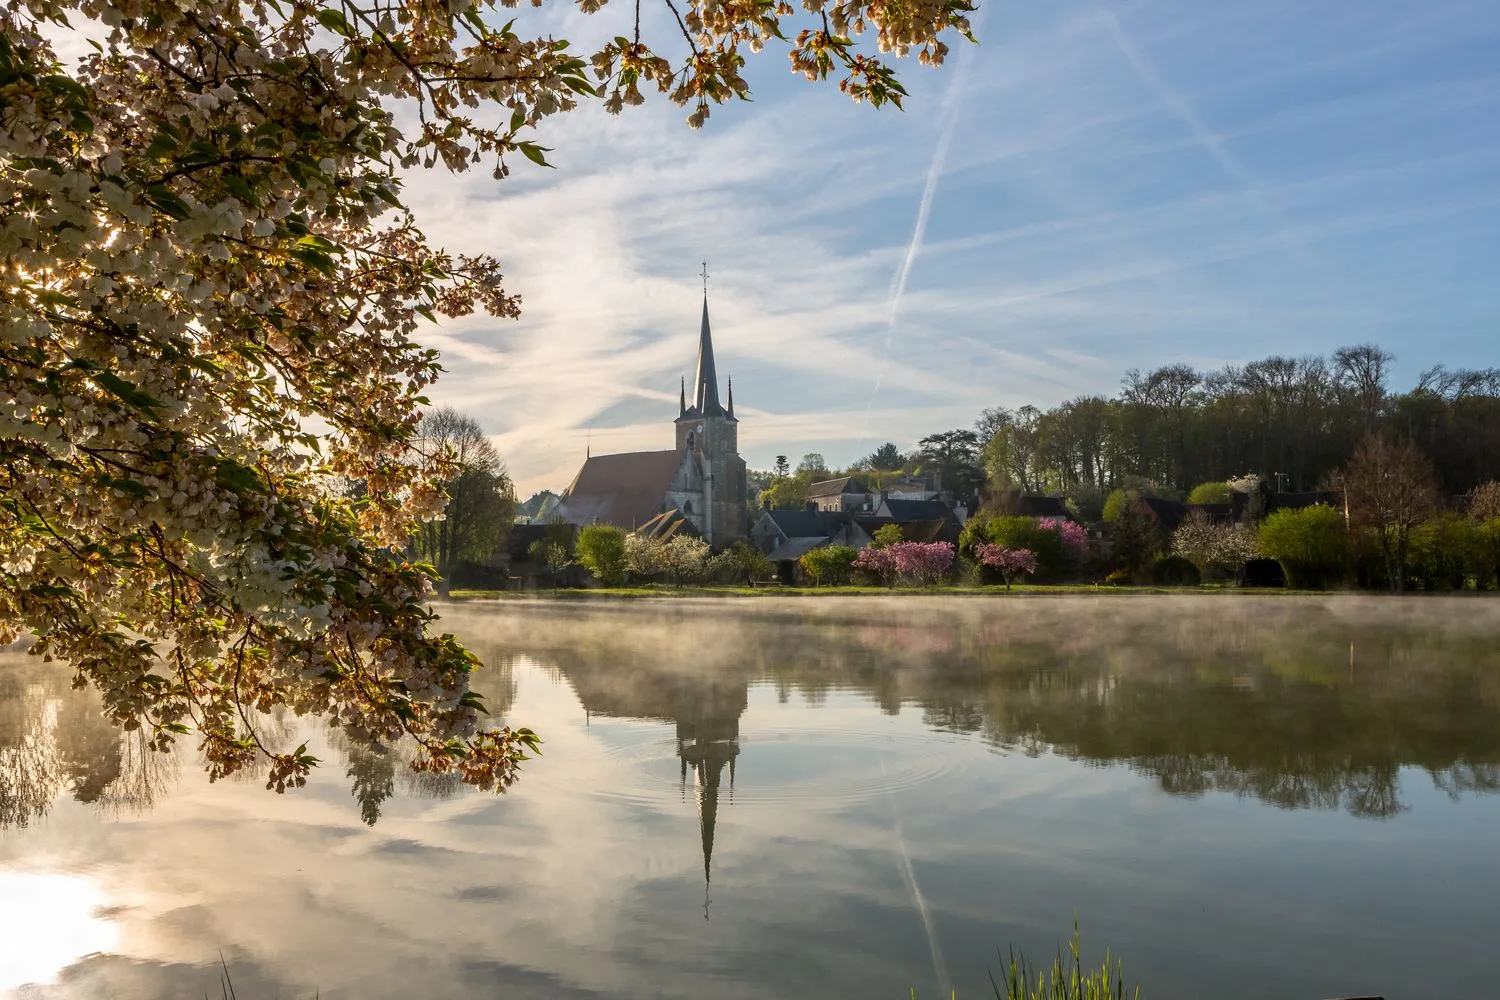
<box><xmin>701</xmin><ymin>259</ymin><xmax>709</xmax><ymax>295</ymax></box>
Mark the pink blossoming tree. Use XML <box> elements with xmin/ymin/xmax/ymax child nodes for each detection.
<box><xmin>975</xmin><ymin>544</ymin><xmax>1039</xmax><ymax>589</ymax></box>
<box><xmin>890</xmin><ymin>541</ymin><xmax>956</xmax><ymax>586</ymax></box>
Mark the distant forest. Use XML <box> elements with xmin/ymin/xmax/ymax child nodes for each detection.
<box><xmin>754</xmin><ymin>345</ymin><xmax>1500</xmax><ymax>510</ymax></box>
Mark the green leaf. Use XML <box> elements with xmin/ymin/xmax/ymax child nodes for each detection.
<box><xmin>144</xmin><ymin>184</ymin><xmax>192</xmax><ymax>221</ymax></box>
<box><xmin>91</xmin><ymin>371</ymin><xmax>164</xmax><ymax>416</ymax></box>
<box><xmin>223</xmin><ymin>173</ymin><xmax>255</xmax><ymax>204</ymax></box>
<box><xmin>214</xmin><ymin>459</ymin><xmax>265</xmax><ymax>495</ymax></box>
<box><xmin>517</xmin><ymin>142</ymin><xmax>552</xmax><ymax>168</ymax></box>
<box><xmin>296</xmin><ymin>233</ymin><xmax>342</xmax><ymax>252</ymax></box>
<box><xmin>315</xmin><ymin>8</ymin><xmax>354</xmax><ymax>37</ymax></box>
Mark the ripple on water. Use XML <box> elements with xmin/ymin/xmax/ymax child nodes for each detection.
<box><xmin>586</xmin><ymin>726</ymin><xmax>976</xmax><ymax>810</ymax></box>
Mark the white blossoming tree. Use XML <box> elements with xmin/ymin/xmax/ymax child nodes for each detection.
<box><xmin>0</xmin><ymin>0</ymin><xmax>974</xmax><ymax>793</ymax></box>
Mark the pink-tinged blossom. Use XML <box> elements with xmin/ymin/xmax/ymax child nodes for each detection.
<box><xmin>1038</xmin><ymin>517</ymin><xmax>1089</xmax><ymax>560</ymax></box>
<box><xmin>854</xmin><ymin>542</ymin><xmax>954</xmax><ymax>585</ymax></box>
<box><xmin>853</xmin><ymin>545</ymin><xmax>897</xmax><ymax>582</ymax></box>
<box><xmin>975</xmin><ymin>544</ymin><xmax>1039</xmax><ymax>588</ymax></box>
<box><xmin>889</xmin><ymin>541</ymin><xmax>956</xmax><ymax>585</ymax></box>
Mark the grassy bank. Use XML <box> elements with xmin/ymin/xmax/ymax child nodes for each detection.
<box><xmin>447</xmin><ymin>583</ymin><xmax>1341</xmax><ymax>600</ymax></box>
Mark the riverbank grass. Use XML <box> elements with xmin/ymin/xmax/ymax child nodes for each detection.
<box><xmin>993</xmin><ymin>925</ymin><xmax>1140</xmax><ymax>1000</ymax></box>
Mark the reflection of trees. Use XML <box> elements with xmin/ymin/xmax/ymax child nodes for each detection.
<box><xmin>343</xmin><ymin>740</ymin><xmax>397</xmax><ymax>826</ymax></box>
<box><xmin>0</xmin><ymin>680</ymin><xmax>61</xmax><ymax>828</ymax></box>
<box><xmin>0</xmin><ymin>655</ymin><xmax>179</xmax><ymax>829</ymax></box>
<box><xmin>437</xmin><ymin>599</ymin><xmax>1500</xmax><ymax>820</ymax></box>
<box><xmin>323</xmin><ymin>652</ymin><xmax>515</xmax><ymax>825</ymax></box>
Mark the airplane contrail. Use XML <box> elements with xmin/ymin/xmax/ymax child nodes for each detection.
<box><xmin>1097</xmin><ymin>6</ymin><xmax>1319</xmax><ymax>266</ymax></box>
<box><xmin>857</xmin><ymin>10</ymin><xmax>986</xmax><ymax>452</ymax></box>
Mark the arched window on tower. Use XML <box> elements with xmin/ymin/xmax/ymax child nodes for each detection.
<box><xmin>683</xmin><ymin>500</ymin><xmax>693</xmax><ymax>514</ymax></box>
<box><xmin>686</xmin><ymin>432</ymin><xmax>695</xmax><ymax>451</ymax></box>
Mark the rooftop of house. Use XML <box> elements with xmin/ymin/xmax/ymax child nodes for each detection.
<box><xmin>805</xmin><ymin>476</ymin><xmax>868</xmax><ymax>498</ymax></box>
<box><xmin>635</xmin><ymin>507</ymin><xmax>702</xmax><ymax>541</ymax></box>
<box><xmin>877</xmin><ymin>497</ymin><xmax>956</xmax><ymax>523</ymax></box>
<box><xmin>756</xmin><ymin>508</ymin><xmax>851</xmax><ymax>538</ymax></box>
<box><xmin>764</xmin><ymin>537</ymin><xmax>831</xmax><ymax>562</ymax></box>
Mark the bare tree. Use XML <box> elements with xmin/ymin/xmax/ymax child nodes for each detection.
<box><xmin>412</xmin><ymin>408</ymin><xmax>516</xmax><ymax>596</ymax></box>
<box><xmin>1337</xmin><ymin>433</ymin><xmax>1439</xmax><ymax>591</ymax></box>
<box><xmin>1334</xmin><ymin>344</ymin><xmax>1393</xmax><ymax>427</ymax></box>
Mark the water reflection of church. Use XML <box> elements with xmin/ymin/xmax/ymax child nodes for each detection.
<box><xmin>562</xmin><ymin>661</ymin><xmax>747</xmax><ymax>897</ymax></box>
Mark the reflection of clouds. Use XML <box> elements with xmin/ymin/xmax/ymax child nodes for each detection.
<box><xmin>434</xmin><ymin>595</ymin><xmax>1500</xmax><ymax>819</ymax></box>
<box><xmin>0</xmin><ymin>871</ymin><xmax>120</xmax><ymax>992</ymax></box>
<box><xmin>4</xmin><ymin>598</ymin><xmax>1500</xmax><ymax>999</ymax></box>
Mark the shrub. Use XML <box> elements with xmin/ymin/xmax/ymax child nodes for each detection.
<box><xmin>1171</xmin><ymin>511</ymin><xmax>1258</xmax><ymax>580</ymax></box>
<box><xmin>1257</xmin><ymin>505</ymin><xmax>1347</xmax><ymax>589</ymax></box>
<box><xmin>1150</xmin><ymin>554</ymin><xmax>1201</xmax><ymax>587</ymax></box>
<box><xmin>705</xmin><ymin>542</ymin><xmax>773</xmax><ymax>585</ymax></box>
<box><xmin>1186</xmin><ymin>481</ymin><xmax>1232</xmax><ymax>505</ymax></box>
<box><xmin>1408</xmin><ymin>513</ymin><xmax>1481</xmax><ymax>590</ymax></box>
<box><xmin>872</xmin><ymin>523</ymin><xmax>904</xmax><ymax>548</ymax></box>
<box><xmin>1105</xmin><ymin>500</ymin><xmax>1161</xmax><ymax>583</ymax></box>
<box><xmin>799</xmin><ymin>545</ymin><xmax>858</xmax><ymax>586</ymax></box>
<box><xmin>574</xmin><ymin>524</ymin><xmax>627</xmax><ymax>585</ymax></box>
<box><xmin>857</xmin><ymin>541</ymin><xmax>955</xmax><ymax>586</ymax></box>
<box><xmin>984</xmin><ymin>516</ymin><xmax>1083</xmax><ymax>579</ymax></box>
<box><xmin>663</xmin><ymin>536</ymin><xmax>710</xmax><ymax>584</ymax></box>
<box><xmin>890</xmin><ymin>541</ymin><xmax>956</xmax><ymax>585</ymax></box>
<box><xmin>1239</xmin><ymin>557</ymin><xmax>1286</xmax><ymax>588</ymax></box>
<box><xmin>623</xmin><ymin>533</ymin><xmax>669</xmax><ymax>580</ymax></box>
<box><xmin>853</xmin><ymin>544</ymin><xmax>897</xmax><ymax>586</ymax></box>
<box><xmin>1101</xmin><ymin>488</ymin><xmax>1136</xmax><ymax>523</ymax></box>
<box><xmin>1477</xmin><ymin>517</ymin><xmax>1500</xmax><ymax>591</ymax></box>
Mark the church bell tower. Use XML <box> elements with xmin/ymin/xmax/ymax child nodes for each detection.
<box><xmin>668</xmin><ymin>287</ymin><xmax>747</xmax><ymax>547</ymax></box>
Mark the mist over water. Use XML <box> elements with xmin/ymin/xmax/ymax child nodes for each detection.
<box><xmin>3</xmin><ymin>595</ymin><xmax>1500</xmax><ymax>999</ymax></box>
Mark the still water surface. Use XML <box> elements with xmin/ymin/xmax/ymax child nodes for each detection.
<box><xmin>3</xmin><ymin>596</ymin><xmax>1500</xmax><ymax>999</ymax></box>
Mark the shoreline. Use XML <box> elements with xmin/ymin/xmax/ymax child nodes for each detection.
<box><xmin>443</xmin><ymin>585</ymin><xmax>1494</xmax><ymax>601</ymax></box>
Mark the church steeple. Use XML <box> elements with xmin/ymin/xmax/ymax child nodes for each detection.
<box><xmin>726</xmin><ymin>376</ymin><xmax>735</xmax><ymax>420</ymax></box>
<box><xmin>692</xmin><ymin>294</ymin><xmax>725</xmax><ymax>417</ymax></box>
<box><xmin>679</xmin><ymin>376</ymin><xmax>686</xmax><ymax>417</ymax></box>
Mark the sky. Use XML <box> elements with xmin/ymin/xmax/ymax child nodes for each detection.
<box><xmin>400</xmin><ymin>0</ymin><xmax>1500</xmax><ymax>496</ymax></box>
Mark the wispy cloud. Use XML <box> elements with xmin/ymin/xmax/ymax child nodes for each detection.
<box><xmin>395</xmin><ymin>0</ymin><xmax>1500</xmax><ymax>493</ymax></box>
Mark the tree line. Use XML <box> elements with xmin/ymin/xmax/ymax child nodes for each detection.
<box><xmin>751</xmin><ymin>344</ymin><xmax>1500</xmax><ymax>518</ymax></box>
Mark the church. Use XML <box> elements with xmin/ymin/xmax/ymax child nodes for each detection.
<box><xmin>553</xmin><ymin>296</ymin><xmax>748</xmax><ymax>548</ymax></box>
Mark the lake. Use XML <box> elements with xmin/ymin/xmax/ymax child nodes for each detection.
<box><xmin>3</xmin><ymin>595</ymin><xmax>1499</xmax><ymax>999</ymax></box>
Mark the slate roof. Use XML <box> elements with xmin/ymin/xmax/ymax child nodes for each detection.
<box><xmin>878</xmin><ymin>497</ymin><xmax>956</xmax><ymax>523</ymax></box>
<box><xmin>765</xmin><ymin>537</ymin><xmax>830</xmax><ymax>562</ymax></box>
<box><xmin>554</xmin><ymin>449</ymin><xmax>682</xmax><ymax>529</ymax></box>
<box><xmin>759</xmin><ymin>508</ymin><xmax>850</xmax><ymax>538</ymax></box>
<box><xmin>806</xmin><ymin>476</ymin><xmax>868</xmax><ymax>498</ymax></box>
<box><xmin>1141</xmin><ymin>496</ymin><xmax>1189</xmax><ymax>532</ymax></box>
<box><xmin>898</xmin><ymin>519</ymin><xmax>954</xmax><ymax>543</ymax></box>
<box><xmin>1186</xmin><ymin>502</ymin><xmax>1234</xmax><ymax>523</ymax></box>
<box><xmin>1014</xmin><ymin>495</ymin><xmax>1071</xmax><ymax>519</ymax></box>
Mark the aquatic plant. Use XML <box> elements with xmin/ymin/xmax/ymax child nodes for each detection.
<box><xmin>992</xmin><ymin>924</ymin><xmax>1140</xmax><ymax>1000</ymax></box>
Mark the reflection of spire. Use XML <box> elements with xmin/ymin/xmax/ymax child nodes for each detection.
<box><xmin>674</xmin><ymin>675</ymin><xmax>743</xmax><ymax>914</ymax></box>
<box><xmin>693</xmin><ymin>753</ymin><xmax>728</xmax><ymax>889</ymax></box>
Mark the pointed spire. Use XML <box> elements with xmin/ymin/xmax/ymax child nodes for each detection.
<box><xmin>693</xmin><ymin>294</ymin><xmax>725</xmax><ymax>416</ymax></box>
<box><xmin>726</xmin><ymin>376</ymin><xmax>735</xmax><ymax>420</ymax></box>
<box><xmin>679</xmin><ymin>376</ymin><xmax>686</xmax><ymax>417</ymax></box>
<box><xmin>695</xmin><ymin>756</ymin><xmax>726</xmax><ymax>890</ymax></box>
